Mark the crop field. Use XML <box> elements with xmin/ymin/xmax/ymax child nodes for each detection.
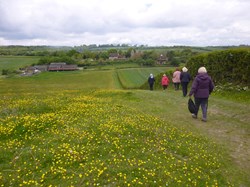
<box><xmin>0</xmin><ymin>57</ymin><xmax>249</xmax><ymax>186</ymax></box>
<box><xmin>117</xmin><ymin>67</ymin><xmax>169</xmax><ymax>89</ymax></box>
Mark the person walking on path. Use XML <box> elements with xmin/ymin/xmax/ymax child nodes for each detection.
<box><xmin>188</xmin><ymin>67</ymin><xmax>214</xmax><ymax>122</ymax></box>
<box><xmin>161</xmin><ymin>74</ymin><xmax>169</xmax><ymax>90</ymax></box>
<box><xmin>180</xmin><ymin>67</ymin><xmax>191</xmax><ymax>97</ymax></box>
<box><xmin>172</xmin><ymin>68</ymin><xmax>181</xmax><ymax>90</ymax></box>
<box><xmin>148</xmin><ymin>73</ymin><xmax>155</xmax><ymax>91</ymax></box>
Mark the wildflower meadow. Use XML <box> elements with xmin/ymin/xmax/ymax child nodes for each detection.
<box><xmin>0</xmin><ymin>89</ymin><xmax>233</xmax><ymax>186</ymax></box>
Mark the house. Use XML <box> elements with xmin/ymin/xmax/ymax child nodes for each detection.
<box><xmin>156</xmin><ymin>54</ymin><xmax>168</xmax><ymax>65</ymax></box>
<box><xmin>109</xmin><ymin>53</ymin><xmax>126</xmax><ymax>60</ymax></box>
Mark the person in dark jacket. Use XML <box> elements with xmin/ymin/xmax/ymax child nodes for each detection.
<box><xmin>188</xmin><ymin>67</ymin><xmax>214</xmax><ymax>122</ymax></box>
<box><xmin>180</xmin><ymin>67</ymin><xmax>191</xmax><ymax>97</ymax></box>
<box><xmin>148</xmin><ymin>73</ymin><xmax>155</xmax><ymax>91</ymax></box>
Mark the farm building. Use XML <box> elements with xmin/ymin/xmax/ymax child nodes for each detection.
<box><xmin>25</xmin><ymin>63</ymin><xmax>79</xmax><ymax>73</ymax></box>
<box><xmin>48</xmin><ymin>63</ymin><xmax>78</xmax><ymax>71</ymax></box>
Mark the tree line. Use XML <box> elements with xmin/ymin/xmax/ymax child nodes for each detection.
<box><xmin>33</xmin><ymin>48</ymin><xmax>198</xmax><ymax>67</ymax></box>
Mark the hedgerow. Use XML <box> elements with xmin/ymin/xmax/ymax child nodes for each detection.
<box><xmin>186</xmin><ymin>48</ymin><xmax>250</xmax><ymax>86</ymax></box>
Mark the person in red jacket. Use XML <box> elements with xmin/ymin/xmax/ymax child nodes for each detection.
<box><xmin>161</xmin><ymin>74</ymin><xmax>169</xmax><ymax>90</ymax></box>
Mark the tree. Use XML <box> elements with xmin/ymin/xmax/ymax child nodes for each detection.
<box><xmin>167</xmin><ymin>50</ymin><xmax>175</xmax><ymax>61</ymax></box>
<box><xmin>142</xmin><ymin>50</ymin><xmax>157</xmax><ymax>60</ymax></box>
<box><xmin>67</xmin><ymin>49</ymin><xmax>78</xmax><ymax>57</ymax></box>
<box><xmin>108</xmin><ymin>49</ymin><xmax>118</xmax><ymax>54</ymax></box>
<box><xmin>99</xmin><ymin>51</ymin><xmax>109</xmax><ymax>60</ymax></box>
<box><xmin>125</xmin><ymin>48</ymin><xmax>133</xmax><ymax>58</ymax></box>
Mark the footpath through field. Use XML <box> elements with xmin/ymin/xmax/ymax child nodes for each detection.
<box><xmin>115</xmin><ymin>88</ymin><xmax>250</xmax><ymax>185</ymax></box>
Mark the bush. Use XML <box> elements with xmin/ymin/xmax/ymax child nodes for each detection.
<box><xmin>2</xmin><ymin>69</ymin><xmax>10</xmax><ymax>75</ymax></box>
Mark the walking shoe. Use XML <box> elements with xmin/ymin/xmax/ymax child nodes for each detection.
<box><xmin>201</xmin><ymin>118</ymin><xmax>207</xmax><ymax>122</ymax></box>
<box><xmin>192</xmin><ymin>114</ymin><xmax>197</xmax><ymax>119</ymax></box>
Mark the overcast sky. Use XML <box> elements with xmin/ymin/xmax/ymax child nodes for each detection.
<box><xmin>0</xmin><ymin>0</ymin><xmax>250</xmax><ymax>46</ymax></box>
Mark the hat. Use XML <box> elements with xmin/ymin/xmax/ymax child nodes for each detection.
<box><xmin>198</xmin><ymin>67</ymin><xmax>207</xmax><ymax>73</ymax></box>
<box><xmin>163</xmin><ymin>74</ymin><xmax>166</xmax><ymax>76</ymax></box>
<box><xmin>182</xmin><ymin>67</ymin><xmax>188</xmax><ymax>72</ymax></box>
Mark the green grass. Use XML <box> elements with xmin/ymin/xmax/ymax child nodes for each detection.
<box><xmin>0</xmin><ymin>56</ymin><xmax>40</xmax><ymax>72</ymax></box>
<box><xmin>0</xmin><ymin>90</ymin><xmax>234</xmax><ymax>186</ymax></box>
<box><xmin>117</xmin><ymin>67</ymin><xmax>168</xmax><ymax>89</ymax></box>
<box><xmin>97</xmin><ymin>63</ymin><xmax>141</xmax><ymax>70</ymax></box>
<box><xmin>0</xmin><ymin>70</ymin><xmax>120</xmax><ymax>94</ymax></box>
<box><xmin>0</xmin><ymin>67</ymin><xmax>168</xmax><ymax>93</ymax></box>
<box><xmin>0</xmin><ymin>60</ymin><xmax>249</xmax><ymax>186</ymax></box>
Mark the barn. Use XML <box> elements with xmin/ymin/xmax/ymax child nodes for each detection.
<box><xmin>48</xmin><ymin>63</ymin><xmax>79</xmax><ymax>71</ymax></box>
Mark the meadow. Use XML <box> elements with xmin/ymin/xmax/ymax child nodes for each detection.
<box><xmin>0</xmin><ymin>57</ymin><xmax>249</xmax><ymax>186</ymax></box>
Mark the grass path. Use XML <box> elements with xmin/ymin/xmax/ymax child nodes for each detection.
<box><xmin>112</xmin><ymin>88</ymin><xmax>250</xmax><ymax>185</ymax></box>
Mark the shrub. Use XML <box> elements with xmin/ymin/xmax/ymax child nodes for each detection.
<box><xmin>2</xmin><ymin>69</ymin><xmax>10</xmax><ymax>75</ymax></box>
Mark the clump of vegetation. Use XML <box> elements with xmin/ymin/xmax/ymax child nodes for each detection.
<box><xmin>215</xmin><ymin>83</ymin><xmax>249</xmax><ymax>92</ymax></box>
<box><xmin>213</xmin><ymin>83</ymin><xmax>250</xmax><ymax>103</ymax></box>
<box><xmin>2</xmin><ymin>69</ymin><xmax>10</xmax><ymax>75</ymax></box>
<box><xmin>1</xmin><ymin>69</ymin><xmax>20</xmax><ymax>76</ymax></box>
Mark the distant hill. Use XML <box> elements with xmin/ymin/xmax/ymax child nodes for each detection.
<box><xmin>0</xmin><ymin>45</ymin><xmax>249</xmax><ymax>56</ymax></box>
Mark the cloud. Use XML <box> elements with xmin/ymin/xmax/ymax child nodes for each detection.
<box><xmin>0</xmin><ymin>0</ymin><xmax>250</xmax><ymax>46</ymax></box>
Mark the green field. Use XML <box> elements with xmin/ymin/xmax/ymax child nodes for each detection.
<box><xmin>117</xmin><ymin>67</ymin><xmax>170</xmax><ymax>89</ymax></box>
<box><xmin>0</xmin><ymin>57</ymin><xmax>249</xmax><ymax>186</ymax></box>
<box><xmin>0</xmin><ymin>56</ymin><xmax>40</xmax><ymax>72</ymax></box>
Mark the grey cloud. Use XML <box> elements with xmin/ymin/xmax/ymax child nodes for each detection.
<box><xmin>0</xmin><ymin>0</ymin><xmax>250</xmax><ymax>46</ymax></box>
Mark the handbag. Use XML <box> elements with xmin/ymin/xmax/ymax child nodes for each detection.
<box><xmin>188</xmin><ymin>98</ymin><xmax>196</xmax><ymax>114</ymax></box>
